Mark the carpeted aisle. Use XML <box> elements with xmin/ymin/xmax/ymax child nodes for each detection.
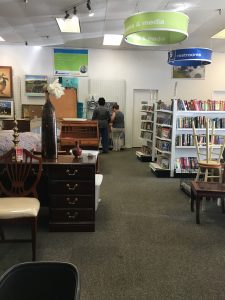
<box><xmin>1</xmin><ymin>149</ymin><xmax>225</xmax><ymax>300</ymax></box>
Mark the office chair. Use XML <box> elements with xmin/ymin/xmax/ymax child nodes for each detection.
<box><xmin>0</xmin><ymin>261</ymin><xmax>80</xmax><ymax>300</ymax></box>
<box><xmin>0</xmin><ymin>148</ymin><xmax>42</xmax><ymax>260</ymax></box>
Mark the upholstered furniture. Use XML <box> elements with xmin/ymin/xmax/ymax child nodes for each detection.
<box><xmin>0</xmin><ymin>261</ymin><xmax>80</xmax><ymax>300</ymax></box>
<box><xmin>0</xmin><ymin>148</ymin><xmax>42</xmax><ymax>260</ymax></box>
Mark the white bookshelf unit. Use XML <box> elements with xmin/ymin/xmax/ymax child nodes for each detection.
<box><xmin>170</xmin><ymin>99</ymin><xmax>225</xmax><ymax>177</ymax></box>
<box><xmin>149</xmin><ymin>101</ymin><xmax>173</xmax><ymax>176</ymax></box>
<box><xmin>136</xmin><ymin>90</ymin><xmax>158</xmax><ymax>162</ymax></box>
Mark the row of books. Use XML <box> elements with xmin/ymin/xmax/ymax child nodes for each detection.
<box><xmin>157</xmin><ymin>101</ymin><xmax>173</xmax><ymax>111</ymax></box>
<box><xmin>141</xmin><ymin>105</ymin><xmax>154</xmax><ymax>112</ymax></box>
<box><xmin>177</xmin><ymin>117</ymin><xmax>225</xmax><ymax>129</ymax></box>
<box><xmin>175</xmin><ymin>157</ymin><xmax>198</xmax><ymax>172</ymax></box>
<box><xmin>176</xmin><ymin>134</ymin><xmax>224</xmax><ymax>146</ymax></box>
<box><xmin>156</xmin><ymin>140</ymin><xmax>171</xmax><ymax>152</ymax></box>
<box><xmin>156</xmin><ymin>127</ymin><xmax>171</xmax><ymax>139</ymax></box>
<box><xmin>141</xmin><ymin>114</ymin><xmax>154</xmax><ymax>121</ymax></box>
<box><xmin>177</xmin><ymin>99</ymin><xmax>225</xmax><ymax>111</ymax></box>
<box><xmin>140</xmin><ymin>145</ymin><xmax>152</xmax><ymax>155</ymax></box>
<box><xmin>141</xmin><ymin>122</ymin><xmax>153</xmax><ymax>131</ymax></box>
<box><xmin>157</xmin><ymin>155</ymin><xmax>170</xmax><ymax>169</ymax></box>
<box><xmin>140</xmin><ymin>131</ymin><xmax>153</xmax><ymax>140</ymax></box>
<box><xmin>156</xmin><ymin>116</ymin><xmax>172</xmax><ymax>125</ymax></box>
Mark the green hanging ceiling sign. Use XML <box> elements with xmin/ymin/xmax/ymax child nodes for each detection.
<box><xmin>124</xmin><ymin>11</ymin><xmax>189</xmax><ymax>46</ymax></box>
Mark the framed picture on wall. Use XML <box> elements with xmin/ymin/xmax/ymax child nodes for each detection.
<box><xmin>172</xmin><ymin>65</ymin><xmax>205</xmax><ymax>79</ymax></box>
<box><xmin>0</xmin><ymin>100</ymin><xmax>13</xmax><ymax>118</ymax></box>
<box><xmin>0</xmin><ymin>66</ymin><xmax>13</xmax><ymax>98</ymax></box>
<box><xmin>25</xmin><ymin>75</ymin><xmax>48</xmax><ymax>96</ymax></box>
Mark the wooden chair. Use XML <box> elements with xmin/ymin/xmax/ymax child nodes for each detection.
<box><xmin>192</xmin><ymin>118</ymin><xmax>225</xmax><ymax>182</ymax></box>
<box><xmin>0</xmin><ymin>148</ymin><xmax>42</xmax><ymax>260</ymax></box>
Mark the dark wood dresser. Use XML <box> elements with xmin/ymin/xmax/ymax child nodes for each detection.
<box><xmin>45</xmin><ymin>155</ymin><xmax>96</xmax><ymax>232</ymax></box>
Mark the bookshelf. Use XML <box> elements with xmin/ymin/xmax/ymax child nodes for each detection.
<box><xmin>170</xmin><ymin>99</ymin><xmax>225</xmax><ymax>177</ymax></box>
<box><xmin>149</xmin><ymin>101</ymin><xmax>173</xmax><ymax>176</ymax></box>
<box><xmin>136</xmin><ymin>90</ymin><xmax>158</xmax><ymax>162</ymax></box>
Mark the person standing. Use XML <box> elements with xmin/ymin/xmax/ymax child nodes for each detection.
<box><xmin>92</xmin><ymin>97</ymin><xmax>111</xmax><ymax>153</ymax></box>
<box><xmin>110</xmin><ymin>104</ymin><xmax>125</xmax><ymax>151</ymax></box>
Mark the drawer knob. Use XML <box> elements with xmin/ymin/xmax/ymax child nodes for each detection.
<box><xmin>66</xmin><ymin>183</ymin><xmax>78</xmax><ymax>191</ymax></box>
<box><xmin>66</xmin><ymin>169</ymin><xmax>78</xmax><ymax>176</ymax></box>
<box><xmin>66</xmin><ymin>197</ymin><xmax>78</xmax><ymax>205</ymax></box>
<box><xmin>66</xmin><ymin>211</ymin><xmax>78</xmax><ymax>220</ymax></box>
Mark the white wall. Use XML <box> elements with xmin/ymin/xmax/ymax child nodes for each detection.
<box><xmin>1</xmin><ymin>46</ymin><xmax>225</xmax><ymax>147</ymax></box>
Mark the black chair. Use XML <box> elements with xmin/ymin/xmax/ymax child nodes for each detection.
<box><xmin>0</xmin><ymin>261</ymin><xmax>80</xmax><ymax>300</ymax></box>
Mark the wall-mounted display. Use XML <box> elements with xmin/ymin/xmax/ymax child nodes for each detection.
<box><xmin>25</xmin><ymin>75</ymin><xmax>48</xmax><ymax>96</ymax></box>
<box><xmin>0</xmin><ymin>100</ymin><xmax>13</xmax><ymax>118</ymax></box>
<box><xmin>54</xmin><ymin>48</ymin><xmax>88</xmax><ymax>77</ymax></box>
<box><xmin>22</xmin><ymin>104</ymin><xmax>43</xmax><ymax>119</ymax></box>
<box><xmin>172</xmin><ymin>65</ymin><xmax>205</xmax><ymax>79</ymax></box>
<box><xmin>0</xmin><ymin>66</ymin><xmax>13</xmax><ymax>98</ymax></box>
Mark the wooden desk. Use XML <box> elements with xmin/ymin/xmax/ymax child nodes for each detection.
<box><xmin>191</xmin><ymin>181</ymin><xmax>225</xmax><ymax>224</ymax></box>
<box><xmin>1</xmin><ymin>155</ymin><xmax>97</xmax><ymax>232</ymax></box>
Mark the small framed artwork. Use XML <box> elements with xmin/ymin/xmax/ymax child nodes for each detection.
<box><xmin>25</xmin><ymin>75</ymin><xmax>48</xmax><ymax>96</ymax></box>
<box><xmin>59</xmin><ymin>77</ymin><xmax>78</xmax><ymax>89</ymax></box>
<box><xmin>0</xmin><ymin>100</ymin><xmax>14</xmax><ymax>118</ymax></box>
<box><xmin>172</xmin><ymin>65</ymin><xmax>205</xmax><ymax>79</ymax></box>
<box><xmin>0</xmin><ymin>66</ymin><xmax>13</xmax><ymax>98</ymax></box>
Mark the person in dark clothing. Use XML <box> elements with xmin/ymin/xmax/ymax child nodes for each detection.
<box><xmin>92</xmin><ymin>97</ymin><xmax>111</xmax><ymax>153</ymax></box>
<box><xmin>110</xmin><ymin>104</ymin><xmax>125</xmax><ymax>151</ymax></box>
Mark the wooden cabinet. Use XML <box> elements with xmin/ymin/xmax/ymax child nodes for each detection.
<box><xmin>45</xmin><ymin>155</ymin><xmax>96</xmax><ymax>232</ymax></box>
<box><xmin>60</xmin><ymin>120</ymin><xmax>99</xmax><ymax>152</ymax></box>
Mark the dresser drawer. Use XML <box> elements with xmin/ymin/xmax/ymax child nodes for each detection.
<box><xmin>50</xmin><ymin>180</ymin><xmax>94</xmax><ymax>194</ymax></box>
<box><xmin>48</xmin><ymin>165</ymin><xmax>95</xmax><ymax>180</ymax></box>
<box><xmin>50</xmin><ymin>208</ymin><xmax>94</xmax><ymax>222</ymax></box>
<box><xmin>50</xmin><ymin>195</ymin><xmax>94</xmax><ymax>208</ymax></box>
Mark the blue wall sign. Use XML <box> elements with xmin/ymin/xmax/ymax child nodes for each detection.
<box><xmin>168</xmin><ymin>48</ymin><xmax>212</xmax><ymax>66</ymax></box>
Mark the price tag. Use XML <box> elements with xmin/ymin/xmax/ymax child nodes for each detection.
<box><xmin>16</xmin><ymin>148</ymin><xmax>23</xmax><ymax>161</ymax></box>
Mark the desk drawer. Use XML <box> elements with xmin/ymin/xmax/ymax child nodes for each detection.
<box><xmin>50</xmin><ymin>195</ymin><xmax>94</xmax><ymax>208</ymax></box>
<box><xmin>48</xmin><ymin>165</ymin><xmax>95</xmax><ymax>180</ymax></box>
<box><xmin>50</xmin><ymin>180</ymin><xmax>94</xmax><ymax>194</ymax></box>
<box><xmin>50</xmin><ymin>208</ymin><xmax>94</xmax><ymax>222</ymax></box>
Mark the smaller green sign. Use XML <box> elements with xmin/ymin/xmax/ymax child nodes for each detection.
<box><xmin>124</xmin><ymin>11</ymin><xmax>189</xmax><ymax>46</ymax></box>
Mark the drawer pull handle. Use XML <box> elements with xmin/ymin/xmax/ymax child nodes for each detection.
<box><xmin>66</xmin><ymin>197</ymin><xmax>78</xmax><ymax>205</ymax></box>
<box><xmin>66</xmin><ymin>183</ymin><xmax>78</xmax><ymax>191</ymax></box>
<box><xmin>66</xmin><ymin>211</ymin><xmax>78</xmax><ymax>220</ymax></box>
<box><xmin>66</xmin><ymin>169</ymin><xmax>78</xmax><ymax>176</ymax></box>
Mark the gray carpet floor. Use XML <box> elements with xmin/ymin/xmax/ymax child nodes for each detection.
<box><xmin>1</xmin><ymin>149</ymin><xmax>225</xmax><ymax>299</ymax></box>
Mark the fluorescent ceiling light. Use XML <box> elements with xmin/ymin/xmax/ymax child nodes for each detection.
<box><xmin>56</xmin><ymin>17</ymin><xmax>80</xmax><ymax>33</ymax></box>
<box><xmin>211</xmin><ymin>29</ymin><xmax>225</xmax><ymax>39</ymax></box>
<box><xmin>0</xmin><ymin>36</ymin><xmax>5</xmax><ymax>41</ymax></box>
<box><xmin>103</xmin><ymin>34</ymin><xmax>123</xmax><ymax>46</ymax></box>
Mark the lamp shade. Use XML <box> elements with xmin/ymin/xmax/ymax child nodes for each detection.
<box><xmin>168</xmin><ymin>48</ymin><xmax>212</xmax><ymax>66</ymax></box>
<box><xmin>124</xmin><ymin>11</ymin><xmax>189</xmax><ymax>46</ymax></box>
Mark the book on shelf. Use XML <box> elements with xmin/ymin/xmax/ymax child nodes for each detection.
<box><xmin>177</xmin><ymin>99</ymin><xmax>225</xmax><ymax>111</ymax></box>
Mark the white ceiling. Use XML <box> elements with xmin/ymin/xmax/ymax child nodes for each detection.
<box><xmin>0</xmin><ymin>0</ymin><xmax>225</xmax><ymax>52</ymax></box>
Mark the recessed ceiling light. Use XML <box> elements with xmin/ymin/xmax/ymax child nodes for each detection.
<box><xmin>56</xmin><ymin>17</ymin><xmax>80</xmax><ymax>33</ymax></box>
<box><xmin>0</xmin><ymin>36</ymin><xmax>5</xmax><ymax>42</ymax></box>
<box><xmin>103</xmin><ymin>34</ymin><xmax>123</xmax><ymax>46</ymax></box>
<box><xmin>211</xmin><ymin>29</ymin><xmax>225</xmax><ymax>39</ymax></box>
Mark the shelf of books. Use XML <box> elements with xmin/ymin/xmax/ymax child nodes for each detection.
<box><xmin>149</xmin><ymin>100</ymin><xmax>173</xmax><ymax>176</ymax></box>
<box><xmin>136</xmin><ymin>90</ymin><xmax>158</xmax><ymax>162</ymax></box>
<box><xmin>170</xmin><ymin>98</ymin><xmax>225</xmax><ymax>177</ymax></box>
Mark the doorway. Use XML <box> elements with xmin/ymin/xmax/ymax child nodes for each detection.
<box><xmin>132</xmin><ymin>89</ymin><xmax>151</xmax><ymax>147</ymax></box>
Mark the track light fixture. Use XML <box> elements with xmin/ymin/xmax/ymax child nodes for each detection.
<box><xmin>64</xmin><ymin>10</ymin><xmax>70</xmax><ymax>20</ymax></box>
<box><xmin>87</xmin><ymin>0</ymin><xmax>91</xmax><ymax>11</ymax></box>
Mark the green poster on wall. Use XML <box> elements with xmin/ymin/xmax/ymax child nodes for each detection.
<box><xmin>54</xmin><ymin>49</ymin><xmax>88</xmax><ymax>77</ymax></box>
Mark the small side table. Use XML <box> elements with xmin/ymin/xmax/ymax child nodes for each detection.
<box><xmin>191</xmin><ymin>181</ymin><xmax>225</xmax><ymax>224</ymax></box>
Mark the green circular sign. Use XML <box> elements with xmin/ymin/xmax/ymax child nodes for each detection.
<box><xmin>124</xmin><ymin>11</ymin><xmax>189</xmax><ymax>46</ymax></box>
